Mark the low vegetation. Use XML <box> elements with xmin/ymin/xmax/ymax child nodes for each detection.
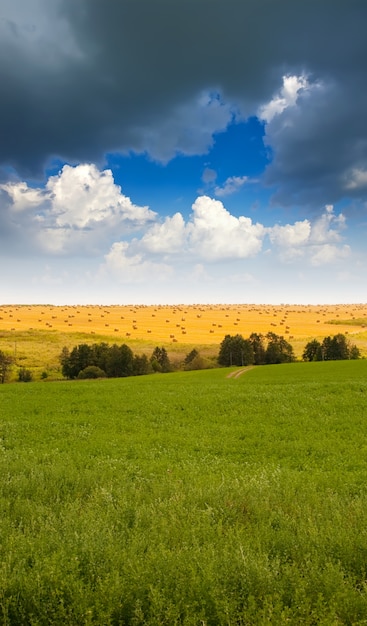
<box><xmin>1</xmin><ymin>361</ymin><xmax>367</xmax><ymax>623</ymax></box>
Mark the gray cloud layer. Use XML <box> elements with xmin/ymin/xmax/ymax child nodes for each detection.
<box><xmin>1</xmin><ymin>0</ymin><xmax>367</xmax><ymax>206</ymax></box>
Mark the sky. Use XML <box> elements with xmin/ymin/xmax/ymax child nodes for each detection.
<box><xmin>1</xmin><ymin>0</ymin><xmax>367</xmax><ymax>306</ymax></box>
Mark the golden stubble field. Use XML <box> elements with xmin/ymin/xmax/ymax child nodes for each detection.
<box><xmin>1</xmin><ymin>303</ymin><xmax>367</xmax><ymax>375</ymax></box>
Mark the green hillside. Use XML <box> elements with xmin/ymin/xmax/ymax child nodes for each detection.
<box><xmin>1</xmin><ymin>361</ymin><xmax>367</xmax><ymax>624</ymax></box>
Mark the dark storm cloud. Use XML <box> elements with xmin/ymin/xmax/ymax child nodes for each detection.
<box><xmin>1</xmin><ymin>0</ymin><xmax>367</xmax><ymax>206</ymax></box>
<box><xmin>263</xmin><ymin>74</ymin><xmax>367</xmax><ymax>208</ymax></box>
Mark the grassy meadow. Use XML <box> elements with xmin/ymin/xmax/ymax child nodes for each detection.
<box><xmin>1</xmin><ymin>360</ymin><xmax>367</xmax><ymax>624</ymax></box>
<box><xmin>1</xmin><ymin>303</ymin><xmax>367</xmax><ymax>378</ymax></box>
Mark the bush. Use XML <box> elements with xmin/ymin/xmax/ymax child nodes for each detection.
<box><xmin>18</xmin><ymin>367</ymin><xmax>33</xmax><ymax>382</ymax></box>
<box><xmin>184</xmin><ymin>355</ymin><xmax>213</xmax><ymax>371</ymax></box>
<box><xmin>77</xmin><ymin>366</ymin><xmax>107</xmax><ymax>379</ymax></box>
<box><xmin>184</xmin><ymin>349</ymin><xmax>199</xmax><ymax>367</ymax></box>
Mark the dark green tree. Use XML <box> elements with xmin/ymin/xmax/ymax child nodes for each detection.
<box><xmin>218</xmin><ymin>334</ymin><xmax>254</xmax><ymax>367</ymax></box>
<box><xmin>106</xmin><ymin>344</ymin><xmax>134</xmax><ymax>377</ymax></box>
<box><xmin>321</xmin><ymin>336</ymin><xmax>332</xmax><ymax>360</ymax></box>
<box><xmin>132</xmin><ymin>354</ymin><xmax>150</xmax><ymax>376</ymax></box>
<box><xmin>91</xmin><ymin>342</ymin><xmax>110</xmax><ymax>372</ymax></box>
<box><xmin>322</xmin><ymin>334</ymin><xmax>350</xmax><ymax>360</ymax></box>
<box><xmin>0</xmin><ymin>350</ymin><xmax>13</xmax><ymax>383</ymax></box>
<box><xmin>303</xmin><ymin>339</ymin><xmax>322</xmax><ymax>362</ymax></box>
<box><xmin>249</xmin><ymin>333</ymin><xmax>266</xmax><ymax>365</ymax></box>
<box><xmin>265</xmin><ymin>332</ymin><xmax>295</xmax><ymax>364</ymax></box>
<box><xmin>150</xmin><ymin>347</ymin><xmax>172</xmax><ymax>373</ymax></box>
<box><xmin>60</xmin><ymin>344</ymin><xmax>93</xmax><ymax>379</ymax></box>
<box><xmin>303</xmin><ymin>334</ymin><xmax>361</xmax><ymax>362</ymax></box>
<box><xmin>60</xmin><ymin>346</ymin><xmax>72</xmax><ymax>377</ymax></box>
<box><xmin>184</xmin><ymin>349</ymin><xmax>199</xmax><ymax>367</ymax></box>
<box><xmin>330</xmin><ymin>333</ymin><xmax>350</xmax><ymax>360</ymax></box>
<box><xmin>349</xmin><ymin>344</ymin><xmax>361</xmax><ymax>360</ymax></box>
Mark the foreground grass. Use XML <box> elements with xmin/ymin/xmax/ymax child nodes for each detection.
<box><xmin>1</xmin><ymin>361</ymin><xmax>367</xmax><ymax>624</ymax></box>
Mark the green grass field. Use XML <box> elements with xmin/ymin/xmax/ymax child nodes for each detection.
<box><xmin>1</xmin><ymin>361</ymin><xmax>367</xmax><ymax>624</ymax></box>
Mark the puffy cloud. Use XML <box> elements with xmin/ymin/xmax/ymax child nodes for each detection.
<box><xmin>140</xmin><ymin>213</ymin><xmax>187</xmax><ymax>254</ymax></box>
<box><xmin>214</xmin><ymin>175</ymin><xmax>252</xmax><ymax>197</ymax></box>
<box><xmin>135</xmin><ymin>196</ymin><xmax>266</xmax><ymax>262</ymax></box>
<box><xmin>107</xmin><ymin>197</ymin><xmax>350</xmax><ymax>272</ymax></box>
<box><xmin>1</xmin><ymin>163</ymin><xmax>352</xmax><ymax>277</ymax></box>
<box><xmin>101</xmin><ymin>242</ymin><xmax>173</xmax><ymax>283</ymax></box>
<box><xmin>310</xmin><ymin>244</ymin><xmax>350</xmax><ymax>267</ymax></box>
<box><xmin>0</xmin><ymin>182</ymin><xmax>47</xmax><ymax>212</ymax></box>
<box><xmin>188</xmin><ymin>196</ymin><xmax>265</xmax><ymax>260</ymax></box>
<box><xmin>344</xmin><ymin>168</ymin><xmax>367</xmax><ymax>191</ymax></box>
<box><xmin>0</xmin><ymin>164</ymin><xmax>155</xmax><ymax>255</ymax></box>
<box><xmin>258</xmin><ymin>75</ymin><xmax>309</xmax><ymax>123</ymax></box>
<box><xmin>269</xmin><ymin>205</ymin><xmax>349</xmax><ymax>264</ymax></box>
<box><xmin>45</xmin><ymin>164</ymin><xmax>154</xmax><ymax>228</ymax></box>
<box><xmin>269</xmin><ymin>220</ymin><xmax>311</xmax><ymax>248</ymax></box>
<box><xmin>309</xmin><ymin>205</ymin><xmax>345</xmax><ymax>244</ymax></box>
<box><xmin>201</xmin><ymin>167</ymin><xmax>217</xmax><ymax>184</ymax></box>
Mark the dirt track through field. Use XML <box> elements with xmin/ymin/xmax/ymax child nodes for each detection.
<box><xmin>227</xmin><ymin>366</ymin><xmax>254</xmax><ymax>379</ymax></box>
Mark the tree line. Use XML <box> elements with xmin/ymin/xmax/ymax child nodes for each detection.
<box><xmin>218</xmin><ymin>331</ymin><xmax>360</xmax><ymax>367</ymax></box>
<box><xmin>0</xmin><ymin>331</ymin><xmax>361</xmax><ymax>383</ymax></box>
<box><xmin>302</xmin><ymin>334</ymin><xmax>360</xmax><ymax>361</ymax></box>
<box><xmin>59</xmin><ymin>343</ymin><xmax>173</xmax><ymax>379</ymax></box>
<box><xmin>218</xmin><ymin>332</ymin><xmax>296</xmax><ymax>366</ymax></box>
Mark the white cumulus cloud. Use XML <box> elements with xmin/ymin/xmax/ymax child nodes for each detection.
<box><xmin>269</xmin><ymin>220</ymin><xmax>311</xmax><ymax>248</ymax></box>
<box><xmin>46</xmin><ymin>163</ymin><xmax>154</xmax><ymax>228</ymax></box>
<box><xmin>188</xmin><ymin>196</ymin><xmax>265</xmax><ymax>260</ymax></box>
<box><xmin>258</xmin><ymin>74</ymin><xmax>309</xmax><ymax>123</ymax></box>
<box><xmin>0</xmin><ymin>164</ymin><xmax>156</xmax><ymax>255</ymax></box>
<box><xmin>268</xmin><ymin>204</ymin><xmax>349</xmax><ymax>264</ymax></box>
<box><xmin>140</xmin><ymin>213</ymin><xmax>187</xmax><ymax>254</ymax></box>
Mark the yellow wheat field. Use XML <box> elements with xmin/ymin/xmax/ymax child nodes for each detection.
<box><xmin>1</xmin><ymin>303</ymin><xmax>367</xmax><ymax>357</ymax></box>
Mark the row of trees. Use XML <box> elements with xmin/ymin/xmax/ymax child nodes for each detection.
<box><xmin>59</xmin><ymin>343</ymin><xmax>173</xmax><ymax>379</ymax></box>
<box><xmin>0</xmin><ymin>331</ymin><xmax>362</xmax><ymax>383</ymax></box>
<box><xmin>218</xmin><ymin>332</ymin><xmax>296</xmax><ymax>366</ymax></box>
<box><xmin>303</xmin><ymin>334</ymin><xmax>360</xmax><ymax>361</ymax></box>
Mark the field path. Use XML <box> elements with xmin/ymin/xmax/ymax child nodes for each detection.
<box><xmin>227</xmin><ymin>366</ymin><xmax>254</xmax><ymax>379</ymax></box>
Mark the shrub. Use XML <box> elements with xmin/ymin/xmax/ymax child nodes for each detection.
<box><xmin>77</xmin><ymin>366</ymin><xmax>107</xmax><ymax>379</ymax></box>
<box><xmin>184</xmin><ymin>355</ymin><xmax>213</xmax><ymax>371</ymax></box>
<box><xmin>184</xmin><ymin>349</ymin><xmax>199</xmax><ymax>367</ymax></box>
<box><xmin>18</xmin><ymin>367</ymin><xmax>33</xmax><ymax>382</ymax></box>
